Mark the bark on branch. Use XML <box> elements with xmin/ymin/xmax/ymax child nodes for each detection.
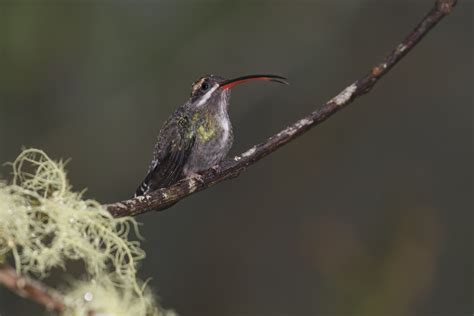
<box><xmin>0</xmin><ymin>264</ymin><xmax>66</xmax><ymax>313</ymax></box>
<box><xmin>105</xmin><ymin>0</ymin><xmax>458</xmax><ymax>218</ymax></box>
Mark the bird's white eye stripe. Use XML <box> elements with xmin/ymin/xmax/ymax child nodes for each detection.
<box><xmin>196</xmin><ymin>84</ymin><xmax>219</xmax><ymax>107</ymax></box>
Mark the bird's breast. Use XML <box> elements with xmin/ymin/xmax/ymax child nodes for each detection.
<box><xmin>185</xmin><ymin>115</ymin><xmax>233</xmax><ymax>173</ymax></box>
<box><xmin>196</xmin><ymin>117</ymin><xmax>232</xmax><ymax>148</ymax></box>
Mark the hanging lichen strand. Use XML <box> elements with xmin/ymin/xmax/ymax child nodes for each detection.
<box><xmin>0</xmin><ymin>149</ymin><xmax>174</xmax><ymax>316</ymax></box>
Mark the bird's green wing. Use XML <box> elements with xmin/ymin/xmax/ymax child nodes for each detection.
<box><xmin>135</xmin><ymin>114</ymin><xmax>195</xmax><ymax>196</ymax></box>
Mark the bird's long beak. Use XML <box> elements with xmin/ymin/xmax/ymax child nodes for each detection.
<box><xmin>219</xmin><ymin>74</ymin><xmax>289</xmax><ymax>90</ymax></box>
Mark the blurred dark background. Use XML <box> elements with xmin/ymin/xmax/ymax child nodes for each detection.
<box><xmin>0</xmin><ymin>1</ymin><xmax>472</xmax><ymax>315</ymax></box>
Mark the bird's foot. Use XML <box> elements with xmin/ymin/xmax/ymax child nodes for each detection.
<box><xmin>210</xmin><ymin>164</ymin><xmax>222</xmax><ymax>175</ymax></box>
<box><xmin>184</xmin><ymin>171</ymin><xmax>205</xmax><ymax>185</ymax></box>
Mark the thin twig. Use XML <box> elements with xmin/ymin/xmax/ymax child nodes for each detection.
<box><xmin>106</xmin><ymin>0</ymin><xmax>458</xmax><ymax>217</ymax></box>
<box><xmin>0</xmin><ymin>263</ymin><xmax>66</xmax><ymax>313</ymax></box>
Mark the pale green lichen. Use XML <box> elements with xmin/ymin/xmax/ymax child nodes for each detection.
<box><xmin>0</xmin><ymin>149</ymin><xmax>171</xmax><ymax>315</ymax></box>
<box><xmin>63</xmin><ymin>276</ymin><xmax>176</xmax><ymax>316</ymax></box>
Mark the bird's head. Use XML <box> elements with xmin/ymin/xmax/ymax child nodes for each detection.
<box><xmin>188</xmin><ymin>74</ymin><xmax>289</xmax><ymax>110</ymax></box>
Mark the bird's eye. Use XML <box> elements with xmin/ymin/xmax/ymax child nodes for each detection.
<box><xmin>201</xmin><ymin>82</ymin><xmax>210</xmax><ymax>91</ymax></box>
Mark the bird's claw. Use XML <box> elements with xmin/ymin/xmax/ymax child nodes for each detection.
<box><xmin>186</xmin><ymin>172</ymin><xmax>204</xmax><ymax>185</ymax></box>
<box><xmin>210</xmin><ymin>164</ymin><xmax>221</xmax><ymax>175</ymax></box>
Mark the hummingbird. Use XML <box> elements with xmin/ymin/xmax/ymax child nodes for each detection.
<box><xmin>135</xmin><ymin>74</ymin><xmax>288</xmax><ymax>197</ymax></box>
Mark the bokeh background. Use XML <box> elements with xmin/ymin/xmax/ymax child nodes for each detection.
<box><xmin>0</xmin><ymin>1</ymin><xmax>472</xmax><ymax>315</ymax></box>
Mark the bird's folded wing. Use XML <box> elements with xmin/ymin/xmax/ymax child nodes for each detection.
<box><xmin>135</xmin><ymin>116</ymin><xmax>195</xmax><ymax>196</ymax></box>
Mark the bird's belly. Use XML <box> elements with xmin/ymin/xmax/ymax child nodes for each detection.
<box><xmin>184</xmin><ymin>125</ymin><xmax>233</xmax><ymax>175</ymax></box>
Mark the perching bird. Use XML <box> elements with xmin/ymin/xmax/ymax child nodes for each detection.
<box><xmin>135</xmin><ymin>74</ymin><xmax>288</xmax><ymax>197</ymax></box>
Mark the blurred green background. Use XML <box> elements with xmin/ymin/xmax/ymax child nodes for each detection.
<box><xmin>0</xmin><ymin>1</ymin><xmax>472</xmax><ymax>315</ymax></box>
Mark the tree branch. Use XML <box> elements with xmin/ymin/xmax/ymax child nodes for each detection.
<box><xmin>105</xmin><ymin>0</ymin><xmax>458</xmax><ymax>217</ymax></box>
<box><xmin>0</xmin><ymin>264</ymin><xmax>66</xmax><ymax>313</ymax></box>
